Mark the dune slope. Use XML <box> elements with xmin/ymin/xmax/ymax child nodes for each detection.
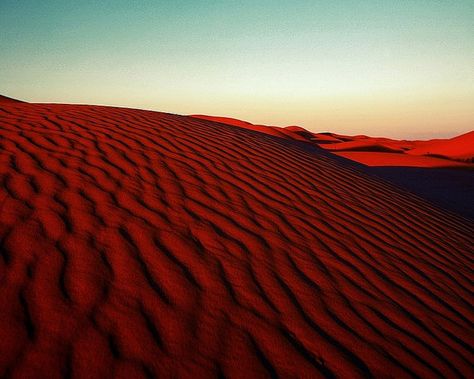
<box><xmin>407</xmin><ymin>131</ymin><xmax>474</xmax><ymax>162</ymax></box>
<box><xmin>0</xmin><ymin>95</ymin><xmax>24</xmax><ymax>104</ymax></box>
<box><xmin>0</xmin><ymin>102</ymin><xmax>473</xmax><ymax>378</ymax></box>
<box><xmin>190</xmin><ymin>115</ymin><xmax>474</xmax><ymax>168</ymax></box>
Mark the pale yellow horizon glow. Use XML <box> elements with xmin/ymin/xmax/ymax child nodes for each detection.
<box><xmin>2</xmin><ymin>1</ymin><xmax>473</xmax><ymax>140</ymax></box>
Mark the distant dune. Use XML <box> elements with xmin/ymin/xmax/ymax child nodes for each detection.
<box><xmin>407</xmin><ymin>131</ymin><xmax>474</xmax><ymax>162</ymax></box>
<box><xmin>0</xmin><ymin>101</ymin><xmax>473</xmax><ymax>377</ymax></box>
<box><xmin>331</xmin><ymin>151</ymin><xmax>470</xmax><ymax>167</ymax></box>
<box><xmin>192</xmin><ymin>115</ymin><xmax>473</xmax><ymax>168</ymax></box>
<box><xmin>321</xmin><ymin>133</ymin><xmax>474</xmax><ymax>166</ymax></box>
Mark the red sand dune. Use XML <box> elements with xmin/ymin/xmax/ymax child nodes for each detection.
<box><xmin>321</xmin><ymin>140</ymin><xmax>405</xmax><ymax>153</ymax></box>
<box><xmin>191</xmin><ymin>114</ymin><xmax>309</xmax><ymax>142</ymax></box>
<box><xmin>1</xmin><ymin>102</ymin><xmax>473</xmax><ymax>378</ymax></box>
<box><xmin>317</xmin><ymin>136</ymin><xmax>472</xmax><ymax>167</ymax></box>
<box><xmin>407</xmin><ymin>131</ymin><xmax>474</xmax><ymax>162</ymax></box>
<box><xmin>332</xmin><ymin>151</ymin><xmax>471</xmax><ymax>167</ymax></box>
<box><xmin>309</xmin><ymin>133</ymin><xmax>344</xmax><ymax>144</ymax></box>
<box><xmin>316</xmin><ymin>134</ymin><xmax>474</xmax><ymax>167</ymax></box>
<box><xmin>191</xmin><ymin>115</ymin><xmax>473</xmax><ymax>168</ymax></box>
<box><xmin>0</xmin><ymin>95</ymin><xmax>24</xmax><ymax>104</ymax></box>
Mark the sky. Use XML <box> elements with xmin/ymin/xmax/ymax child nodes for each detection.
<box><xmin>1</xmin><ymin>1</ymin><xmax>473</xmax><ymax>139</ymax></box>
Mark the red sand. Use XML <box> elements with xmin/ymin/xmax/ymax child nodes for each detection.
<box><xmin>1</xmin><ymin>102</ymin><xmax>473</xmax><ymax>378</ymax></box>
<box><xmin>0</xmin><ymin>95</ymin><xmax>24</xmax><ymax>104</ymax></box>
<box><xmin>332</xmin><ymin>152</ymin><xmax>470</xmax><ymax>167</ymax></box>
<box><xmin>191</xmin><ymin>115</ymin><xmax>474</xmax><ymax>168</ymax></box>
<box><xmin>314</xmin><ymin>134</ymin><xmax>473</xmax><ymax>167</ymax></box>
<box><xmin>320</xmin><ymin>134</ymin><xmax>474</xmax><ymax>166</ymax></box>
<box><xmin>320</xmin><ymin>139</ymin><xmax>407</xmax><ymax>153</ymax></box>
<box><xmin>407</xmin><ymin>131</ymin><xmax>474</xmax><ymax>162</ymax></box>
<box><xmin>191</xmin><ymin>114</ymin><xmax>309</xmax><ymax>142</ymax></box>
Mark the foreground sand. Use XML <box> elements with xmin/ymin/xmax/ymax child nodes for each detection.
<box><xmin>0</xmin><ymin>101</ymin><xmax>473</xmax><ymax>378</ymax></box>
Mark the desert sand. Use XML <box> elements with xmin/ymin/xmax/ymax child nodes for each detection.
<box><xmin>193</xmin><ymin>115</ymin><xmax>474</xmax><ymax>219</ymax></box>
<box><xmin>192</xmin><ymin>115</ymin><xmax>474</xmax><ymax>168</ymax></box>
<box><xmin>0</xmin><ymin>100</ymin><xmax>473</xmax><ymax>378</ymax></box>
<box><xmin>0</xmin><ymin>95</ymin><xmax>24</xmax><ymax>104</ymax></box>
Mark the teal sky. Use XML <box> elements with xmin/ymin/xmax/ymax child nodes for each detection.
<box><xmin>1</xmin><ymin>1</ymin><xmax>473</xmax><ymax>138</ymax></box>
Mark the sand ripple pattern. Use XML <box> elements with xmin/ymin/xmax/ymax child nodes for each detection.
<box><xmin>0</xmin><ymin>103</ymin><xmax>473</xmax><ymax>378</ymax></box>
